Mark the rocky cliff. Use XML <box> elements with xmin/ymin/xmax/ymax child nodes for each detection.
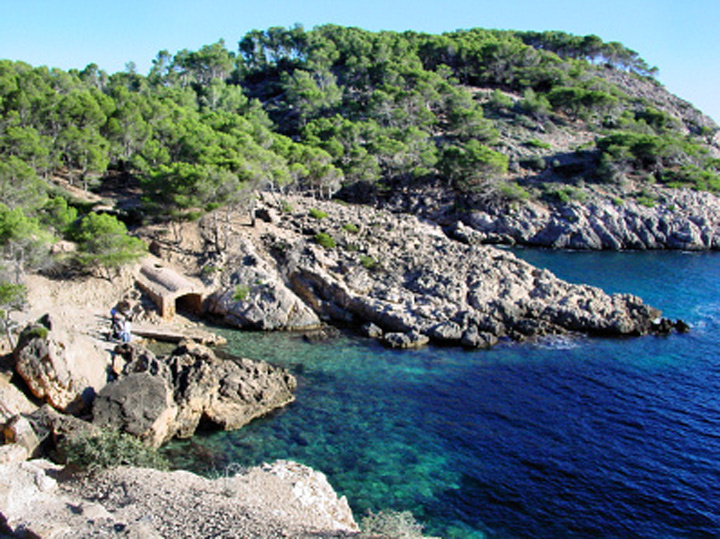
<box><xmin>461</xmin><ymin>185</ymin><xmax>720</xmax><ymax>250</ymax></box>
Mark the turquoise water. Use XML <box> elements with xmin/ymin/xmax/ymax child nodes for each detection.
<box><xmin>165</xmin><ymin>249</ymin><xmax>720</xmax><ymax>537</ymax></box>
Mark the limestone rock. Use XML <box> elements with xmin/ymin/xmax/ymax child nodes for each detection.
<box><xmin>12</xmin><ymin>315</ymin><xmax>108</xmax><ymax>413</ymax></box>
<box><xmin>0</xmin><ymin>374</ymin><xmax>37</xmax><ymax>424</ymax></box>
<box><xmin>93</xmin><ymin>342</ymin><xmax>296</xmax><ymax>447</ymax></box>
<box><xmin>93</xmin><ymin>372</ymin><xmax>177</xmax><ymax>448</ymax></box>
<box><xmin>2</xmin><ymin>415</ymin><xmax>40</xmax><ymax>458</ymax></box>
<box><xmin>0</xmin><ymin>444</ymin><xmax>28</xmax><ymax>465</ymax></box>
<box><xmin>464</xmin><ymin>187</ymin><xmax>720</xmax><ymax>250</ymax></box>
<box><xmin>205</xmin><ymin>239</ymin><xmax>321</xmax><ymax>331</ymax></box>
<box><xmin>245</xmin><ymin>196</ymin><xmax>664</xmax><ymax>349</ymax></box>
<box><xmin>382</xmin><ymin>331</ymin><xmax>430</xmax><ymax>349</ymax></box>
<box><xmin>0</xmin><ymin>459</ymin><xmax>159</xmax><ymax>538</ymax></box>
<box><xmin>0</xmin><ymin>459</ymin><xmax>357</xmax><ymax>537</ymax></box>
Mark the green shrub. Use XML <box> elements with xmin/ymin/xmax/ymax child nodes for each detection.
<box><xmin>315</xmin><ymin>232</ymin><xmax>336</xmax><ymax>248</ymax></box>
<box><xmin>636</xmin><ymin>195</ymin><xmax>656</xmax><ymax>208</ymax></box>
<box><xmin>309</xmin><ymin>208</ymin><xmax>328</xmax><ymax>219</ymax></box>
<box><xmin>233</xmin><ymin>284</ymin><xmax>250</xmax><ymax>301</ymax></box>
<box><xmin>542</xmin><ymin>184</ymin><xmax>587</xmax><ymax>204</ymax></box>
<box><xmin>280</xmin><ymin>200</ymin><xmax>294</xmax><ymax>213</ymax></box>
<box><xmin>359</xmin><ymin>254</ymin><xmax>378</xmax><ymax>270</ymax></box>
<box><xmin>525</xmin><ymin>138</ymin><xmax>551</xmax><ymax>150</ymax></box>
<box><xmin>343</xmin><ymin>223</ymin><xmax>359</xmax><ymax>233</ymax></box>
<box><xmin>496</xmin><ymin>181</ymin><xmax>530</xmax><ymax>201</ymax></box>
<box><xmin>60</xmin><ymin>429</ymin><xmax>169</xmax><ymax>473</ymax></box>
<box><xmin>19</xmin><ymin>324</ymin><xmax>48</xmax><ymax>341</ymax></box>
<box><xmin>520</xmin><ymin>155</ymin><xmax>547</xmax><ymax>172</ymax></box>
<box><xmin>359</xmin><ymin>510</ymin><xmax>425</xmax><ymax>538</ymax></box>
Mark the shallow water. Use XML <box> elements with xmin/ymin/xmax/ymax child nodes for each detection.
<box><xmin>165</xmin><ymin>249</ymin><xmax>720</xmax><ymax>537</ymax></box>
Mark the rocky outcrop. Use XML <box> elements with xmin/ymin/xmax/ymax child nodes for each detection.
<box><xmin>224</xmin><ymin>196</ymin><xmax>669</xmax><ymax>349</ymax></box>
<box><xmin>463</xmin><ymin>187</ymin><xmax>720</xmax><ymax>250</ymax></box>
<box><xmin>0</xmin><ymin>459</ymin><xmax>358</xmax><ymax>537</ymax></box>
<box><xmin>0</xmin><ymin>373</ymin><xmax>37</xmax><ymax>424</ymax></box>
<box><xmin>93</xmin><ymin>341</ymin><xmax>297</xmax><ymax>447</ymax></box>
<box><xmin>11</xmin><ymin>315</ymin><xmax>108</xmax><ymax>413</ymax></box>
<box><xmin>206</xmin><ymin>238</ymin><xmax>322</xmax><ymax>331</ymax></box>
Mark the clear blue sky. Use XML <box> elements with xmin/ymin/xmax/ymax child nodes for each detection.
<box><xmin>1</xmin><ymin>0</ymin><xmax>718</xmax><ymax>121</ymax></box>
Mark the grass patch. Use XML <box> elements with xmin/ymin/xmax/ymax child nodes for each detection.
<box><xmin>309</xmin><ymin>208</ymin><xmax>328</xmax><ymax>219</ymax></box>
<box><xmin>315</xmin><ymin>232</ymin><xmax>336</xmax><ymax>249</ymax></box>
<box><xmin>232</xmin><ymin>284</ymin><xmax>250</xmax><ymax>301</ymax></box>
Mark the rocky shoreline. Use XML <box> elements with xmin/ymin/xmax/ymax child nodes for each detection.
<box><xmin>0</xmin><ymin>191</ymin><xmax>696</xmax><ymax>537</ymax></box>
<box><xmin>380</xmin><ymin>183</ymin><xmax>720</xmax><ymax>251</ymax></box>
<box><xmin>202</xmin><ymin>194</ymin><xmax>686</xmax><ymax>349</ymax></box>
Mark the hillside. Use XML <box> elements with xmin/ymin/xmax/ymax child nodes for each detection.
<box><xmin>0</xmin><ymin>26</ymin><xmax>719</xmax><ymax>267</ymax></box>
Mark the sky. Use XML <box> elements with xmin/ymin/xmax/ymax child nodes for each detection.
<box><xmin>1</xmin><ymin>0</ymin><xmax>718</xmax><ymax>122</ymax></box>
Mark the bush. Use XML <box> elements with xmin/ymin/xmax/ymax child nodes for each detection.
<box><xmin>525</xmin><ymin>138</ymin><xmax>551</xmax><ymax>150</ymax></box>
<box><xmin>359</xmin><ymin>510</ymin><xmax>425</xmax><ymax>538</ymax></box>
<box><xmin>496</xmin><ymin>181</ymin><xmax>530</xmax><ymax>201</ymax></box>
<box><xmin>359</xmin><ymin>254</ymin><xmax>378</xmax><ymax>270</ymax></box>
<box><xmin>343</xmin><ymin>223</ymin><xmax>359</xmax><ymax>233</ymax></box>
<box><xmin>309</xmin><ymin>208</ymin><xmax>328</xmax><ymax>219</ymax></box>
<box><xmin>60</xmin><ymin>429</ymin><xmax>169</xmax><ymax>473</ymax></box>
<box><xmin>314</xmin><ymin>232</ymin><xmax>336</xmax><ymax>248</ymax></box>
<box><xmin>542</xmin><ymin>184</ymin><xmax>587</xmax><ymax>204</ymax></box>
<box><xmin>72</xmin><ymin>212</ymin><xmax>147</xmax><ymax>270</ymax></box>
<box><xmin>233</xmin><ymin>284</ymin><xmax>250</xmax><ymax>301</ymax></box>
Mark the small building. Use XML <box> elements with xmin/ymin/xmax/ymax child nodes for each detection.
<box><xmin>136</xmin><ymin>263</ymin><xmax>204</xmax><ymax>319</ymax></box>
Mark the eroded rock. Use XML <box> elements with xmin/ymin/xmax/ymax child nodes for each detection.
<box><xmin>94</xmin><ymin>341</ymin><xmax>296</xmax><ymax>447</ymax></box>
<box><xmin>12</xmin><ymin>316</ymin><xmax>108</xmax><ymax>413</ymax></box>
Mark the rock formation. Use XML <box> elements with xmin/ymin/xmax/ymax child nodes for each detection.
<box><xmin>461</xmin><ymin>187</ymin><xmax>720</xmax><ymax>250</ymax></box>
<box><xmin>11</xmin><ymin>315</ymin><xmax>108</xmax><ymax>413</ymax></box>
<box><xmin>0</xmin><ymin>458</ymin><xmax>358</xmax><ymax>537</ymax></box>
<box><xmin>93</xmin><ymin>341</ymin><xmax>297</xmax><ymax>447</ymax></box>
<box><xmin>206</xmin><ymin>196</ymin><xmax>672</xmax><ymax>349</ymax></box>
<box><xmin>205</xmin><ymin>238</ymin><xmax>322</xmax><ymax>331</ymax></box>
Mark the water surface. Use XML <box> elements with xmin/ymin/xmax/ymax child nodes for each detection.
<box><xmin>166</xmin><ymin>249</ymin><xmax>720</xmax><ymax>537</ymax></box>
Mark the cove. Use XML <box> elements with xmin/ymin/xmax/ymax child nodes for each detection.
<box><xmin>165</xmin><ymin>249</ymin><xmax>720</xmax><ymax>538</ymax></box>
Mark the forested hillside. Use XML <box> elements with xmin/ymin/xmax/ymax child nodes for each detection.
<box><xmin>1</xmin><ymin>25</ymin><xmax>719</xmax><ymax>288</ymax></box>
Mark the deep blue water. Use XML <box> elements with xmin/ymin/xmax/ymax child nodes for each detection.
<box><xmin>165</xmin><ymin>249</ymin><xmax>720</xmax><ymax>538</ymax></box>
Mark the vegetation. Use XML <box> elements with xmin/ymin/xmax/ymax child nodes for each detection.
<box><xmin>0</xmin><ymin>24</ymin><xmax>717</xmax><ymax>287</ymax></box>
<box><xmin>232</xmin><ymin>284</ymin><xmax>251</xmax><ymax>301</ymax></box>
<box><xmin>0</xmin><ymin>279</ymin><xmax>25</xmax><ymax>347</ymax></box>
<box><xmin>314</xmin><ymin>232</ymin><xmax>336</xmax><ymax>249</ymax></box>
<box><xmin>60</xmin><ymin>429</ymin><xmax>169</xmax><ymax>473</ymax></box>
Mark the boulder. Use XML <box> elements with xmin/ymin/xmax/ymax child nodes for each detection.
<box><xmin>382</xmin><ymin>331</ymin><xmax>430</xmax><ymax>350</ymax></box>
<box><xmin>2</xmin><ymin>416</ymin><xmax>40</xmax><ymax>458</ymax></box>
<box><xmin>12</xmin><ymin>316</ymin><xmax>108</xmax><ymax>413</ymax></box>
<box><xmin>93</xmin><ymin>372</ymin><xmax>177</xmax><ymax>448</ymax></box>
<box><xmin>93</xmin><ymin>342</ymin><xmax>297</xmax><ymax>447</ymax></box>
<box><xmin>0</xmin><ymin>444</ymin><xmax>29</xmax><ymax>465</ymax></box>
<box><xmin>167</xmin><ymin>340</ymin><xmax>297</xmax><ymax>437</ymax></box>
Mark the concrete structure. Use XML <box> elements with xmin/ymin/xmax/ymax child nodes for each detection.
<box><xmin>136</xmin><ymin>263</ymin><xmax>204</xmax><ymax>320</ymax></box>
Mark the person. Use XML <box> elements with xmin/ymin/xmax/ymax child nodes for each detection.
<box><xmin>111</xmin><ymin>311</ymin><xmax>124</xmax><ymax>341</ymax></box>
<box><xmin>120</xmin><ymin>318</ymin><xmax>132</xmax><ymax>343</ymax></box>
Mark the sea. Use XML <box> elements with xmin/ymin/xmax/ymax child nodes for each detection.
<box><xmin>164</xmin><ymin>248</ymin><xmax>720</xmax><ymax>538</ymax></box>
